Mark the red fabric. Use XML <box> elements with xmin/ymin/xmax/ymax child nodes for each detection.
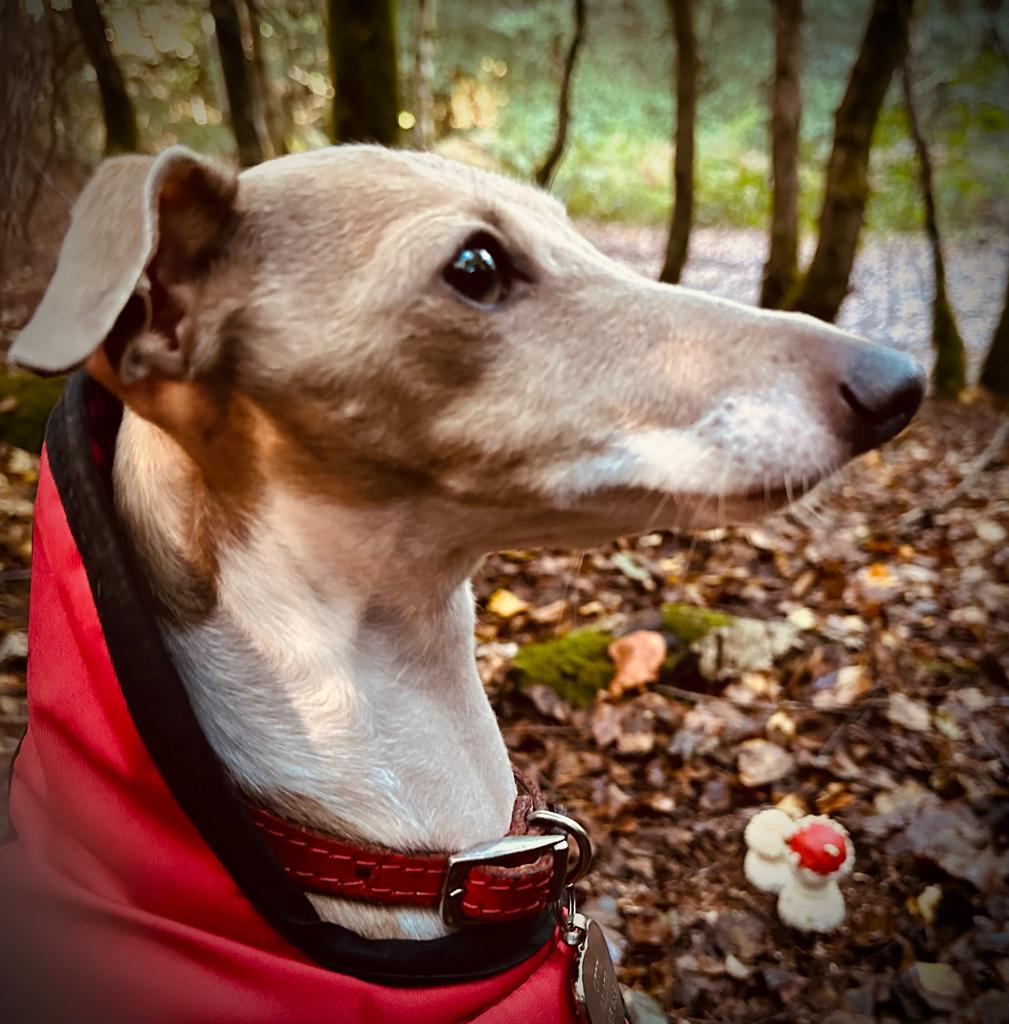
<box><xmin>0</xmin><ymin>449</ymin><xmax>581</xmax><ymax>1024</ymax></box>
<box><xmin>248</xmin><ymin>804</ymin><xmax>559</xmax><ymax>922</ymax></box>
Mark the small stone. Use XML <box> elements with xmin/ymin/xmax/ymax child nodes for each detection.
<box><xmin>908</xmin><ymin>962</ymin><xmax>964</xmax><ymax>1012</ymax></box>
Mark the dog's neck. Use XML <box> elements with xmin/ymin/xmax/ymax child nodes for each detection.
<box><xmin>113</xmin><ymin>409</ymin><xmax>516</xmax><ymax>940</ymax></box>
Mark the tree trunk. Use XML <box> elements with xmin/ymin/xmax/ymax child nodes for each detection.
<box><xmin>534</xmin><ymin>0</ymin><xmax>587</xmax><ymax>188</ymax></box>
<box><xmin>659</xmin><ymin>0</ymin><xmax>698</xmax><ymax>285</ymax></box>
<box><xmin>979</xmin><ymin>7</ymin><xmax>1009</xmax><ymax>401</ymax></box>
<box><xmin>980</xmin><ymin>268</ymin><xmax>1009</xmax><ymax>399</ymax></box>
<box><xmin>243</xmin><ymin>0</ymin><xmax>287</xmax><ymax>157</ymax></box>
<box><xmin>901</xmin><ymin>43</ymin><xmax>966</xmax><ymax>397</ymax></box>
<box><xmin>787</xmin><ymin>0</ymin><xmax>912</xmax><ymax>321</ymax></box>
<box><xmin>210</xmin><ymin>0</ymin><xmax>264</xmax><ymax>166</ymax></box>
<box><xmin>760</xmin><ymin>0</ymin><xmax>803</xmax><ymax>309</ymax></box>
<box><xmin>0</xmin><ymin>0</ymin><xmax>38</xmax><ymax>274</ymax></box>
<box><xmin>71</xmin><ymin>0</ymin><xmax>138</xmax><ymax>155</ymax></box>
<box><xmin>411</xmin><ymin>0</ymin><xmax>437</xmax><ymax>149</ymax></box>
<box><xmin>328</xmin><ymin>0</ymin><xmax>399</xmax><ymax>146</ymax></box>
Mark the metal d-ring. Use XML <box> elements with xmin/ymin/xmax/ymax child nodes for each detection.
<box><xmin>527</xmin><ymin>809</ymin><xmax>593</xmax><ymax>888</ymax></box>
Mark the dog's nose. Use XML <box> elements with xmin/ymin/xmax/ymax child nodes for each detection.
<box><xmin>840</xmin><ymin>345</ymin><xmax>925</xmax><ymax>454</ymax></box>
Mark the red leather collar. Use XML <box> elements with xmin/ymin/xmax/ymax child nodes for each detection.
<box><xmin>247</xmin><ymin>770</ymin><xmax>579</xmax><ymax>927</ymax></box>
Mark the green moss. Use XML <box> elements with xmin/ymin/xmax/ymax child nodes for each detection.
<box><xmin>0</xmin><ymin>371</ymin><xmax>66</xmax><ymax>453</ymax></box>
<box><xmin>512</xmin><ymin>628</ymin><xmax>614</xmax><ymax>707</ymax></box>
<box><xmin>512</xmin><ymin>605</ymin><xmax>739</xmax><ymax>707</ymax></box>
<box><xmin>660</xmin><ymin>602</ymin><xmax>735</xmax><ymax>644</ymax></box>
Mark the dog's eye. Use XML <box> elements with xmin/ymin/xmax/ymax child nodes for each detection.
<box><xmin>443</xmin><ymin>234</ymin><xmax>510</xmax><ymax>306</ymax></box>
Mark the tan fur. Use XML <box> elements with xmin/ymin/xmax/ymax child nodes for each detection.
<box><xmin>11</xmin><ymin>144</ymin><xmax>922</xmax><ymax>941</ymax></box>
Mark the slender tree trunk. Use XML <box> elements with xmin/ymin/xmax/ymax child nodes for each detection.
<box><xmin>243</xmin><ymin>0</ymin><xmax>287</xmax><ymax>157</ymax></box>
<box><xmin>411</xmin><ymin>0</ymin><xmax>437</xmax><ymax>149</ymax></box>
<box><xmin>0</xmin><ymin>0</ymin><xmax>38</xmax><ymax>275</ymax></box>
<box><xmin>980</xmin><ymin>267</ymin><xmax>1009</xmax><ymax>399</ymax></box>
<box><xmin>71</xmin><ymin>0</ymin><xmax>138</xmax><ymax>155</ymax></box>
<box><xmin>210</xmin><ymin>0</ymin><xmax>264</xmax><ymax>166</ymax></box>
<box><xmin>979</xmin><ymin>7</ymin><xmax>1009</xmax><ymax>400</ymax></box>
<box><xmin>659</xmin><ymin>0</ymin><xmax>698</xmax><ymax>285</ymax></box>
<box><xmin>787</xmin><ymin>0</ymin><xmax>912</xmax><ymax>321</ymax></box>
<box><xmin>328</xmin><ymin>0</ymin><xmax>399</xmax><ymax>145</ymax></box>
<box><xmin>901</xmin><ymin>43</ymin><xmax>966</xmax><ymax>397</ymax></box>
<box><xmin>534</xmin><ymin>0</ymin><xmax>587</xmax><ymax>188</ymax></box>
<box><xmin>760</xmin><ymin>0</ymin><xmax>803</xmax><ymax>309</ymax></box>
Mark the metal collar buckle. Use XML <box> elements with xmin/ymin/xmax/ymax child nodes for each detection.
<box><xmin>440</xmin><ymin>833</ymin><xmax>569</xmax><ymax>928</ymax></box>
<box><xmin>440</xmin><ymin>809</ymin><xmax>594</xmax><ymax>928</ymax></box>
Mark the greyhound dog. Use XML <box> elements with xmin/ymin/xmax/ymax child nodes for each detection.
<box><xmin>8</xmin><ymin>145</ymin><xmax>922</xmax><ymax>995</ymax></box>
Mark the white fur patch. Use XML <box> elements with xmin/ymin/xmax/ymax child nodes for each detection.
<box><xmin>537</xmin><ymin>389</ymin><xmax>839</xmax><ymax>504</ymax></box>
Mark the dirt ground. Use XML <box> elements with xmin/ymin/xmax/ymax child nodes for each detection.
<box><xmin>1</xmin><ymin>202</ymin><xmax>1007</xmax><ymax>1023</ymax></box>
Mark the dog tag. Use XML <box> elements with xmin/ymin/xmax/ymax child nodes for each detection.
<box><xmin>572</xmin><ymin>917</ymin><xmax>626</xmax><ymax>1024</ymax></box>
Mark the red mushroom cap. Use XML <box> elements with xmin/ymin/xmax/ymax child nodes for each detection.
<box><xmin>788</xmin><ymin>820</ymin><xmax>848</xmax><ymax>874</ymax></box>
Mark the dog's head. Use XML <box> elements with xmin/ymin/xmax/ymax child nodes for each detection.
<box><xmin>11</xmin><ymin>145</ymin><xmax>923</xmax><ymax>552</ymax></box>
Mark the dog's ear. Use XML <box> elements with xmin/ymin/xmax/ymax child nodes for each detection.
<box><xmin>8</xmin><ymin>146</ymin><xmax>238</xmax><ymax>393</ymax></box>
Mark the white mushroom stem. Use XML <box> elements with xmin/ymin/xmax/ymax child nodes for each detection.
<box><xmin>742</xmin><ymin>808</ymin><xmax>794</xmax><ymax>894</ymax></box>
<box><xmin>777</xmin><ymin>868</ymin><xmax>846</xmax><ymax>933</ymax></box>
<box><xmin>744</xmin><ymin>848</ymin><xmax>792</xmax><ymax>894</ymax></box>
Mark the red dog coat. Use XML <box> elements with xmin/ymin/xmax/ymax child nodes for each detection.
<box><xmin>0</xmin><ymin>375</ymin><xmax>582</xmax><ymax>1023</ymax></box>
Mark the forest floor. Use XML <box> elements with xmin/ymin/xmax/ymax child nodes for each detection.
<box><xmin>2</xmin><ymin>214</ymin><xmax>1008</xmax><ymax>1023</ymax></box>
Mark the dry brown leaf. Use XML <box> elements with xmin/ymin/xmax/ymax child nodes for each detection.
<box><xmin>486</xmin><ymin>588</ymin><xmax>529</xmax><ymax>618</ymax></box>
<box><xmin>606</xmin><ymin>630</ymin><xmax>667</xmax><ymax>699</ymax></box>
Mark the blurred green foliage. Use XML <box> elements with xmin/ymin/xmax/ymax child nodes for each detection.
<box><xmin>42</xmin><ymin>0</ymin><xmax>1009</xmax><ymax>234</ymax></box>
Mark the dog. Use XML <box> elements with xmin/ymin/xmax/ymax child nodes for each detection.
<box><xmin>3</xmin><ymin>145</ymin><xmax>923</xmax><ymax>1022</ymax></box>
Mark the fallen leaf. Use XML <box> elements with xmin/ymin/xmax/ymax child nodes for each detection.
<box><xmin>611</xmin><ymin>551</ymin><xmax>656</xmax><ymax>591</ymax></box>
<box><xmin>975</xmin><ymin>520</ymin><xmax>1007</xmax><ymax>544</ymax></box>
<box><xmin>907</xmin><ymin>962</ymin><xmax>963</xmax><ymax>1011</ymax></box>
<box><xmin>607</xmin><ymin>630</ymin><xmax>667</xmax><ymax>699</ymax></box>
<box><xmin>812</xmin><ymin>665</ymin><xmax>871</xmax><ymax>709</ymax></box>
<box><xmin>786</xmin><ymin>606</ymin><xmax>818</xmax><ymax>630</ymax></box>
<box><xmin>528</xmin><ymin>598</ymin><xmax>568</xmax><ymax>624</ymax></box>
<box><xmin>908</xmin><ymin>884</ymin><xmax>943</xmax><ymax>924</ymax></box>
<box><xmin>887</xmin><ymin>692</ymin><xmax>931</xmax><ymax>732</ymax></box>
<box><xmin>738</xmin><ymin>739</ymin><xmax>795</xmax><ymax>788</ymax></box>
<box><xmin>487</xmin><ymin>588</ymin><xmax>529</xmax><ymax>618</ymax></box>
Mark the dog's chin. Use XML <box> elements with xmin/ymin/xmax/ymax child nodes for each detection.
<box><xmin>556</xmin><ymin>473</ymin><xmax>829</xmax><ymax>542</ymax></box>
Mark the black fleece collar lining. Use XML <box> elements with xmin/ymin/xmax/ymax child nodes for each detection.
<box><xmin>43</xmin><ymin>372</ymin><xmax>553</xmax><ymax>986</ymax></box>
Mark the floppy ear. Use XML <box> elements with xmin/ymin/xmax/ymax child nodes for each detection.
<box><xmin>8</xmin><ymin>146</ymin><xmax>238</xmax><ymax>391</ymax></box>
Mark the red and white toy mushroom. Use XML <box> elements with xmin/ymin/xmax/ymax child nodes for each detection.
<box><xmin>742</xmin><ymin>808</ymin><xmax>795</xmax><ymax>894</ymax></box>
<box><xmin>777</xmin><ymin>815</ymin><xmax>854</xmax><ymax>933</ymax></box>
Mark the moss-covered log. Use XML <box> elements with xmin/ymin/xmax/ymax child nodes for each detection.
<box><xmin>512</xmin><ymin>603</ymin><xmax>737</xmax><ymax>707</ymax></box>
<box><xmin>0</xmin><ymin>371</ymin><xmax>65</xmax><ymax>453</ymax></box>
